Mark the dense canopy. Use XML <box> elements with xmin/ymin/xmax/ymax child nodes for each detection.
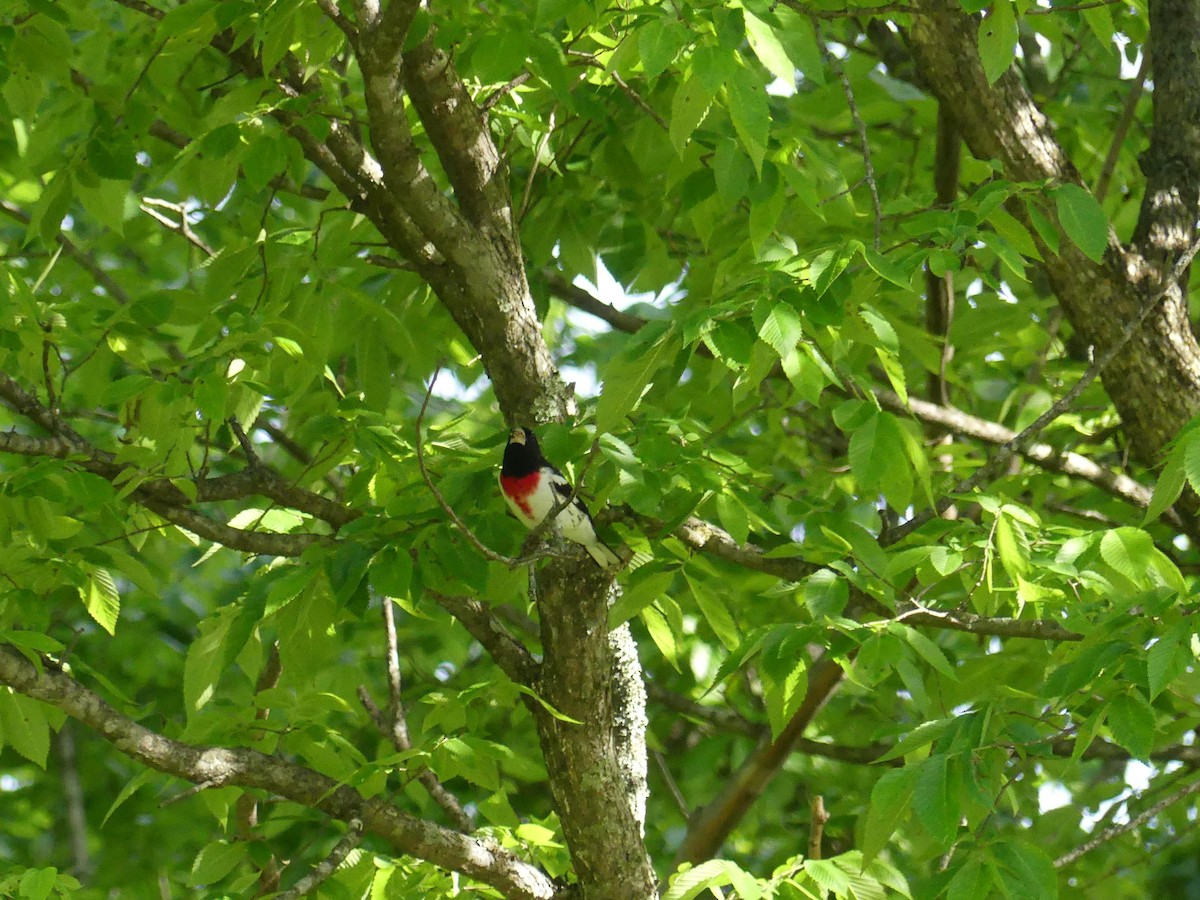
<box><xmin>1</xmin><ymin>0</ymin><xmax>1199</xmax><ymax>898</ymax></box>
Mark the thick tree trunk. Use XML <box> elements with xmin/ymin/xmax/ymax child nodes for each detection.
<box><xmin>532</xmin><ymin>560</ymin><xmax>656</xmax><ymax>900</ymax></box>
<box><xmin>905</xmin><ymin>0</ymin><xmax>1200</xmax><ymax>463</ymax></box>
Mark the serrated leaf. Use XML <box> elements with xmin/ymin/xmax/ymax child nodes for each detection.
<box><xmin>670</xmin><ymin>76</ymin><xmax>715</xmax><ymax>154</ymax></box>
<box><xmin>995</xmin><ymin>513</ymin><xmax>1030</xmax><ymax>580</ymax></box>
<box><xmin>1107</xmin><ymin>691</ymin><xmax>1156</xmax><ymax>758</ymax></box>
<box><xmin>849</xmin><ymin>411</ymin><xmax>913</xmax><ymax>510</ymax></box>
<box><xmin>82</xmin><ymin>568</ymin><xmax>120</xmax><ymax>635</ymax></box>
<box><xmin>639</xmin><ymin>19</ymin><xmax>689</xmax><ymax>79</ymax></box>
<box><xmin>183</xmin><ymin>607</ymin><xmax>236</xmax><ymax>716</ymax></box>
<box><xmin>596</xmin><ymin>326</ymin><xmax>676</xmax><ymax>435</ymax></box>
<box><xmin>863</xmin><ymin>247</ymin><xmax>915</xmax><ymax>289</ymax></box>
<box><xmin>978</xmin><ymin>1</ymin><xmax>1017</xmax><ymax>85</ymax></box>
<box><xmin>905</xmin><ymin>629</ymin><xmax>958</xmax><ymax>680</ymax></box>
<box><xmin>914</xmin><ymin>754</ymin><xmax>958</xmax><ymax>846</ymax></box>
<box><xmin>877</xmin><ymin>717</ymin><xmax>957</xmax><ymax>763</ymax></box>
<box><xmin>609</xmin><ymin>569</ymin><xmax>675</xmax><ymax>627</ymax></box>
<box><xmin>102</xmin><ymin>769</ymin><xmax>156</xmax><ymax>827</ymax></box>
<box><xmin>706</xmin><ymin>626</ymin><xmax>771</xmax><ymax>690</ymax></box>
<box><xmin>664</xmin><ymin>859</ymin><xmax>755</xmax><ymax>900</ymax></box>
<box><xmin>687</xmin><ymin>574</ymin><xmax>741</xmax><ymax>650</ymax></box>
<box><xmin>862</xmin><ymin>766</ymin><xmax>918</xmax><ymax>863</ymax></box>
<box><xmin>726</xmin><ymin>65</ymin><xmax>769</xmax><ymax>174</ymax></box>
<box><xmin>1053</xmin><ymin>184</ymin><xmax>1108</xmax><ymax>262</ymax></box>
<box><xmin>641</xmin><ymin>605</ymin><xmax>681</xmax><ymax>671</ymax></box>
<box><xmin>805</xmin><ymin>858</ymin><xmax>852</xmax><ymax>895</ymax></box>
<box><xmin>0</xmin><ymin>690</ymin><xmax>50</xmax><ymax>768</ymax></box>
<box><xmin>947</xmin><ymin>858</ymin><xmax>994</xmax><ymax>900</ymax></box>
<box><xmin>1147</xmin><ymin>629</ymin><xmax>1187</xmax><ymax>700</ymax></box>
<box><xmin>993</xmin><ymin>841</ymin><xmax>1058</xmax><ymax>900</ymax></box>
<box><xmin>812</xmin><ymin>243</ymin><xmax>857</xmax><ymax>298</ymax></box>
<box><xmin>805</xmin><ymin>569</ymin><xmax>848</xmax><ymax>619</ymax></box>
<box><xmin>758</xmin><ymin>301</ymin><xmax>804</xmax><ymax>359</ymax></box>
<box><xmin>744</xmin><ymin>11</ymin><xmax>795</xmax><ymax>83</ymax></box>
<box><xmin>1099</xmin><ymin>527</ymin><xmax>1154</xmax><ymax>583</ymax></box>
<box><xmin>190</xmin><ymin>840</ymin><xmax>247</xmax><ymax>886</ymax></box>
<box><xmin>1145</xmin><ymin>446</ymin><xmax>1186</xmax><ymax>524</ymax></box>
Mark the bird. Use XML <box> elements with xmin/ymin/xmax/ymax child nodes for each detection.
<box><xmin>498</xmin><ymin>426</ymin><xmax>621</xmax><ymax>569</ymax></box>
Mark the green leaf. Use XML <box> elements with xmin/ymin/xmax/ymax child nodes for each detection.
<box><xmin>992</xmin><ymin>840</ymin><xmax>1058</xmax><ymax>900</ymax></box>
<box><xmin>947</xmin><ymin>858</ymin><xmax>994</xmax><ymax>900</ymax></box>
<box><xmin>744</xmin><ymin>12</ymin><xmax>795</xmax><ymax>83</ymax></box>
<box><xmin>82</xmin><ymin>567</ymin><xmax>120</xmax><ymax>635</ymax></box>
<box><xmin>995</xmin><ymin>513</ymin><xmax>1030</xmax><ymax>580</ymax></box>
<box><xmin>687</xmin><ymin>574</ymin><xmax>741</xmax><ymax>650</ymax></box>
<box><xmin>640</xmin><ymin>605</ymin><xmax>681</xmax><ymax>671</ymax></box>
<box><xmin>19</xmin><ymin>867</ymin><xmax>58</xmax><ymax>900</ymax></box>
<box><xmin>0</xmin><ymin>690</ymin><xmax>50</xmax><ymax>768</ymax></box>
<box><xmin>1099</xmin><ymin>527</ymin><xmax>1155</xmax><ymax>584</ymax></box>
<box><xmin>862</xmin><ymin>247</ymin><xmax>915</xmax><ymax>289</ymax></box>
<box><xmin>876</xmin><ymin>717</ymin><xmax>957</xmax><ymax>763</ymax></box>
<box><xmin>977</xmin><ymin>0</ymin><xmax>1017</xmax><ymax>85</ymax></box>
<box><xmin>1053</xmin><ymin>184</ymin><xmax>1108</xmax><ymax>262</ymax></box>
<box><xmin>757</xmin><ymin>300</ymin><xmax>804</xmax><ymax>359</ymax></box>
<box><xmin>1106</xmin><ymin>691</ymin><xmax>1157</xmax><ymax>758</ymax></box>
<box><xmin>183</xmin><ymin>607</ymin><xmax>236</xmax><ymax>717</ymax></box>
<box><xmin>609</xmin><ymin>569</ymin><xmax>675</xmax><ymax>628</ymax></box>
<box><xmin>596</xmin><ymin>325</ymin><xmax>676</xmax><ymax>434</ymax></box>
<box><xmin>670</xmin><ymin>76</ymin><xmax>715</xmax><ymax>154</ymax></box>
<box><xmin>639</xmin><ymin>19</ymin><xmax>689</xmax><ymax>79</ymax></box>
<box><xmin>862</xmin><ymin>767</ymin><xmax>917</xmax><ymax>863</ymax></box>
<box><xmin>804</xmin><ymin>858</ymin><xmax>853</xmax><ymax>896</ymax></box>
<box><xmin>664</xmin><ymin>859</ymin><xmax>758</xmax><ymax>900</ymax></box>
<box><xmin>726</xmin><ymin>64</ymin><xmax>769</xmax><ymax>174</ymax></box>
<box><xmin>849</xmin><ymin>410</ymin><xmax>913</xmax><ymax>510</ymax></box>
<box><xmin>804</xmin><ymin>568</ymin><xmax>848</xmax><ymax>619</ymax></box>
<box><xmin>914</xmin><ymin>754</ymin><xmax>958</xmax><ymax>846</ymax></box>
<box><xmin>903</xmin><ymin>629</ymin><xmax>958</xmax><ymax>681</ymax></box>
<box><xmin>190</xmin><ymin>840</ymin><xmax>248</xmax><ymax>886</ymax></box>
<box><xmin>102</xmin><ymin>769</ymin><xmax>156</xmax><ymax>827</ymax></box>
<box><xmin>1147</xmin><ymin>624</ymin><xmax>1189</xmax><ymax>700</ymax></box>
<box><xmin>1145</xmin><ymin>445</ymin><xmax>1186</xmax><ymax>524</ymax></box>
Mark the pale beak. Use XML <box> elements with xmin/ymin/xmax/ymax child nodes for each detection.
<box><xmin>508</xmin><ymin>427</ymin><xmax>526</xmax><ymax>445</ymax></box>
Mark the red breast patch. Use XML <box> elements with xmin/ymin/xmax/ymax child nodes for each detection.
<box><xmin>500</xmin><ymin>471</ymin><xmax>540</xmax><ymax>518</ymax></box>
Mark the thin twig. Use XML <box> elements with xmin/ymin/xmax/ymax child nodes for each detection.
<box><xmin>1054</xmin><ymin>778</ymin><xmax>1200</xmax><ymax>868</ymax></box>
<box><xmin>891</xmin><ymin>233</ymin><xmax>1200</xmax><ymax>544</ymax></box>
<box><xmin>276</xmin><ymin>818</ymin><xmax>365</xmax><ymax>899</ymax></box>
<box><xmin>378</xmin><ymin>596</ymin><xmax>474</xmax><ymax>831</ymax></box>
<box><xmin>652</xmin><ymin>749</ymin><xmax>691</xmax><ymax>819</ymax></box>
<box><xmin>139</xmin><ymin>199</ymin><xmax>215</xmax><ymax>257</ymax></box>
<box><xmin>813</xmin><ymin>19</ymin><xmax>882</xmax><ymax>248</ymax></box>
<box><xmin>808</xmin><ymin>796</ymin><xmax>829</xmax><ymax>860</ymax></box>
<box><xmin>414</xmin><ymin>367</ymin><xmax>552</xmax><ymax>567</ymax></box>
<box><xmin>1095</xmin><ymin>50</ymin><xmax>1149</xmax><ymax>203</ymax></box>
<box><xmin>482</xmin><ymin>71</ymin><xmax>533</xmax><ymax>111</ymax></box>
<box><xmin>314</xmin><ymin>0</ymin><xmax>359</xmax><ymax>45</ymax></box>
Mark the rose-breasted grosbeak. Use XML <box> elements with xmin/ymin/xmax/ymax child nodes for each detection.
<box><xmin>499</xmin><ymin>426</ymin><xmax>620</xmax><ymax>569</ymax></box>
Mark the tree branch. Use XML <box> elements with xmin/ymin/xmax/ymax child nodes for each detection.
<box><xmin>890</xmin><ymin>233</ymin><xmax>1200</xmax><ymax>543</ymax></box>
<box><xmin>873</xmin><ymin>389</ymin><xmax>1160</xmax><ymax>514</ymax></box>
<box><xmin>1054</xmin><ymin>777</ymin><xmax>1200</xmax><ymax>868</ymax></box>
<box><xmin>0</xmin><ymin>645</ymin><xmax>558</xmax><ymax>900</ymax></box>
<box><xmin>905</xmin><ymin>0</ymin><xmax>1200</xmax><ymax>464</ymax></box>
<box><xmin>544</xmin><ymin>271</ymin><xmax>647</xmax><ymax>334</ymax></box>
<box><xmin>276</xmin><ymin>818</ymin><xmax>364</xmax><ymax>899</ymax></box>
<box><xmin>425</xmin><ymin>589</ymin><xmax>538</xmax><ymax>686</ymax></box>
<box><xmin>377</xmin><ymin>596</ymin><xmax>474</xmax><ymax>832</ymax></box>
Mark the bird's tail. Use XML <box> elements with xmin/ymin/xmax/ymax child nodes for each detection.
<box><xmin>587</xmin><ymin>540</ymin><xmax>622</xmax><ymax>569</ymax></box>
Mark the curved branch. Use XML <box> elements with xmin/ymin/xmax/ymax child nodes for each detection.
<box><xmin>874</xmin><ymin>390</ymin><xmax>1157</xmax><ymax>512</ymax></box>
<box><xmin>0</xmin><ymin>645</ymin><xmax>559</xmax><ymax>900</ymax></box>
